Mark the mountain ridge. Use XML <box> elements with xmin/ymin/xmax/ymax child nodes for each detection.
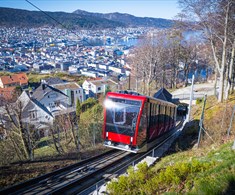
<box><xmin>0</xmin><ymin>7</ymin><xmax>173</xmax><ymax>28</ymax></box>
<box><xmin>73</xmin><ymin>9</ymin><xmax>174</xmax><ymax>28</ymax></box>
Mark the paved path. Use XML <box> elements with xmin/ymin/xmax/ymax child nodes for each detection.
<box><xmin>171</xmin><ymin>81</ymin><xmax>216</xmax><ymax>104</ymax></box>
<box><xmin>172</xmin><ymin>81</ymin><xmax>216</xmax><ymax>98</ymax></box>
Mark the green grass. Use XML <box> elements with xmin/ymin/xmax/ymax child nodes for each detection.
<box><xmin>107</xmin><ymin>142</ymin><xmax>235</xmax><ymax>194</ymax></box>
<box><xmin>34</xmin><ymin>146</ymin><xmax>57</xmax><ymax>158</ymax></box>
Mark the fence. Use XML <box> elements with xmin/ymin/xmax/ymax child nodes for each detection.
<box><xmin>173</xmin><ymin>93</ymin><xmax>204</xmax><ymax>100</ymax></box>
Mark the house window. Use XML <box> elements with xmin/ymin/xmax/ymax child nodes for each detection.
<box><xmin>55</xmin><ymin>101</ymin><xmax>60</xmax><ymax>106</ymax></box>
<box><xmin>98</xmin><ymin>87</ymin><xmax>101</xmax><ymax>91</ymax></box>
<box><xmin>30</xmin><ymin>111</ymin><xmax>37</xmax><ymax>120</ymax></box>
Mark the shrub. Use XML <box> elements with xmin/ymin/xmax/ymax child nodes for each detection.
<box><xmin>107</xmin><ymin>159</ymin><xmax>214</xmax><ymax>194</ymax></box>
<box><xmin>196</xmin><ymin>97</ymin><xmax>204</xmax><ymax>105</ymax></box>
<box><xmin>81</xmin><ymin>98</ymin><xmax>98</xmax><ymax>112</ymax></box>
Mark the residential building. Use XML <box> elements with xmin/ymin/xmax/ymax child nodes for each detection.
<box><xmin>52</xmin><ymin>82</ymin><xmax>85</xmax><ymax>106</ymax></box>
<box><xmin>41</xmin><ymin>77</ymin><xmax>66</xmax><ymax>85</ymax></box>
<box><xmin>18</xmin><ymin>91</ymin><xmax>54</xmax><ymax>136</ymax></box>
<box><xmin>32</xmin><ymin>83</ymin><xmax>70</xmax><ymax>115</ymax></box>
<box><xmin>82</xmin><ymin>78</ymin><xmax>118</xmax><ymax>98</ymax></box>
<box><xmin>0</xmin><ymin>73</ymin><xmax>28</xmax><ymax>88</ymax></box>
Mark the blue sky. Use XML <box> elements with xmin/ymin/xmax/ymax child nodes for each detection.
<box><xmin>1</xmin><ymin>0</ymin><xmax>181</xmax><ymax>19</ymax></box>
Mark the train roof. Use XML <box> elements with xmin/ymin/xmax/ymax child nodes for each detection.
<box><xmin>106</xmin><ymin>91</ymin><xmax>176</xmax><ymax>107</ymax></box>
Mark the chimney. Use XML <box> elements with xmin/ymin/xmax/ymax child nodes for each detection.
<box><xmin>42</xmin><ymin>83</ymin><xmax>46</xmax><ymax>90</ymax></box>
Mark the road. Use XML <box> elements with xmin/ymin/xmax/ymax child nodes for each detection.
<box><xmin>171</xmin><ymin>81</ymin><xmax>216</xmax><ymax>104</ymax></box>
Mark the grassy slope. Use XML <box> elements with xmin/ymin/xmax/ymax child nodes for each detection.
<box><xmin>107</xmin><ymin>94</ymin><xmax>235</xmax><ymax>194</ymax></box>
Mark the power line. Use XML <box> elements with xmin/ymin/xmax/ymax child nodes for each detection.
<box><xmin>25</xmin><ymin>0</ymin><xmax>93</xmax><ymax>46</ymax></box>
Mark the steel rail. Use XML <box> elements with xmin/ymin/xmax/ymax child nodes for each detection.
<box><xmin>0</xmin><ymin>149</ymin><xmax>120</xmax><ymax>194</ymax></box>
<box><xmin>19</xmin><ymin>150</ymin><xmax>128</xmax><ymax>195</ymax></box>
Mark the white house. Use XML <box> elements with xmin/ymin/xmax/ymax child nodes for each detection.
<box><xmin>32</xmin><ymin>83</ymin><xmax>69</xmax><ymax>115</ymax></box>
<box><xmin>82</xmin><ymin>78</ymin><xmax>118</xmax><ymax>98</ymax></box>
<box><xmin>52</xmin><ymin>82</ymin><xmax>85</xmax><ymax>106</ymax></box>
<box><xmin>18</xmin><ymin>91</ymin><xmax>54</xmax><ymax>136</ymax></box>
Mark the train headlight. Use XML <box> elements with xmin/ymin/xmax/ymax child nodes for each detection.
<box><xmin>107</xmin><ymin>141</ymin><xmax>112</xmax><ymax>146</ymax></box>
<box><xmin>104</xmin><ymin>99</ymin><xmax>114</xmax><ymax>108</ymax></box>
<box><xmin>125</xmin><ymin>145</ymin><xmax>130</xmax><ymax>150</ymax></box>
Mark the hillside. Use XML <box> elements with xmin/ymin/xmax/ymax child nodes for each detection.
<box><xmin>0</xmin><ymin>7</ymin><xmax>173</xmax><ymax>28</ymax></box>
<box><xmin>0</xmin><ymin>7</ymin><xmax>125</xmax><ymax>28</ymax></box>
<box><xmin>73</xmin><ymin>9</ymin><xmax>174</xmax><ymax>28</ymax></box>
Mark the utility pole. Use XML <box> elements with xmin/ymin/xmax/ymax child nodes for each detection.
<box><xmin>197</xmin><ymin>94</ymin><xmax>207</xmax><ymax>148</ymax></box>
<box><xmin>187</xmin><ymin>75</ymin><xmax>194</xmax><ymax>122</ymax></box>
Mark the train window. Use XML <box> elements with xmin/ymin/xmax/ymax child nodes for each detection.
<box><xmin>153</xmin><ymin>104</ymin><xmax>156</xmax><ymax>124</ymax></box>
<box><xmin>104</xmin><ymin>97</ymin><xmax>142</xmax><ymax>137</ymax></box>
<box><xmin>163</xmin><ymin>106</ymin><xmax>166</xmax><ymax>127</ymax></box>
<box><xmin>114</xmin><ymin>107</ymin><xmax>126</xmax><ymax>125</ymax></box>
<box><xmin>157</xmin><ymin>104</ymin><xmax>160</xmax><ymax>126</ymax></box>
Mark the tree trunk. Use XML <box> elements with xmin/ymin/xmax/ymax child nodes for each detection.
<box><xmin>218</xmin><ymin>70</ymin><xmax>225</xmax><ymax>102</ymax></box>
<box><xmin>228</xmin><ymin>39</ymin><xmax>235</xmax><ymax>95</ymax></box>
<box><xmin>214</xmin><ymin>69</ymin><xmax>218</xmax><ymax>97</ymax></box>
<box><xmin>50</xmin><ymin>128</ymin><xmax>61</xmax><ymax>155</ymax></box>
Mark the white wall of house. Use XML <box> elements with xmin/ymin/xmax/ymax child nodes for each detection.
<box><xmin>82</xmin><ymin>80</ymin><xmax>107</xmax><ymax>96</ymax></box>
<box><xmin>23</xmin><ymin>103</ymin><xmax>53</xmax><ymax>129</ymax></box>
<box><xmin>109</xmin><ymin>66</ymin><xmax>122</xmax><ymax>74</ymax></box>
<box><xmin>82</xmin><ymin>80</ymin><xmax>91</xmax><ymax>94</ymax></box>
<box><xmin>99</xmin><ymin>64</ymin><xmax>109</xmax><ymax>70</ymax></box>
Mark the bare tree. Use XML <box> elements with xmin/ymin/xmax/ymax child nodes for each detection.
<box><xmin>0</xmin><ymin>101</ymin><xmax>36</xmax><ymax>161</ymax></box>
<box><xmin>129</xmin><ymin>32</ymin><xmax>171</xmax><ymax>95</ymax></box>
<box><xmin>178</xmin><ymin>0</ymin><xmax>235</xmax><ymax>102</ymax></box>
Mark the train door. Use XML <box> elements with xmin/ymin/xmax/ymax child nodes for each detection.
<box><xmin>156</xmin><ymin>104</ymin><xmax>160</xmax><ymax>136</ymax></box>
<box><xmin>158</xmin><ymin>104</ymin><xmax>163</xmax><ymax>135</ymax></box>
<box><xmin>148</xmin><ymin>102</ymin><xmax>154</xmax><ymax>140</ymax></box>
<box><xmin>136</xmin><ymin>102</ymin><xmax>148</xmax><ymax>146</ymax></box>
<box><xmin>169</xmin><ymin>107</ymin><xmax>172</xmax><ymax>129</ymax></box>
<box><xmin>166</xmin><ymin>106</ymin><xmax>170</xmax><ymax>132</ymax></box>
<box><xmin>146</xmin><ymin>102</ymin><xmax>151</xmax><ymax>142</ymax></box>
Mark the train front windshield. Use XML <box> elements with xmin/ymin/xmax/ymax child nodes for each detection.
<box><xmin>104</xmin><ymin>97</ymin><xmax>141</xmax><ymax>137</ymax></box>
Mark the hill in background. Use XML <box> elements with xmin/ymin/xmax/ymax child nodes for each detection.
<box><xmin>0</xmin><ymin>7</ymin><xmax>173</xmax><ymax>29</ymax></box>
<box><xmin>73</xmin><ymin>9</ymin><xmax>174</xmax><ymax>28</ymax></box>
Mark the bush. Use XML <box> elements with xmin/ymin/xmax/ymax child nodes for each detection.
<box><xmin>196</xmin><ymin>97</ymin><xmax>204</xmax><ymax>105</ymax></box>
<box><xmin>81</xmin><ymin>98</ymin><xmax>98</xmax><ymax>112</ymax></box>
<box><xmin>107</xmin><ymin>159</ymin><xmax>214</xmax><ymax>194</ymax></box>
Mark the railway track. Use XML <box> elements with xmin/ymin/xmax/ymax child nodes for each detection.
<box><xmin>0</xmin><ymin>150</ymin><xmax>130</xmax><ymax>195</ymax></box>
<box><xmin>1</xmin><ymin>120</ymin><xmax>184</xmax><ymax>195</ymax></box>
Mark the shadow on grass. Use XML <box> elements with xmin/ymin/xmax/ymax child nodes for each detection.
<box><xmin>223</xmin><ymin>177</ymin><xmax>235</xmax><ymax>195</ymax></box>
<box><xmin>165</xmin><ymin>119</ymin><xmax>200</xmax><ymax>155</ymax></box>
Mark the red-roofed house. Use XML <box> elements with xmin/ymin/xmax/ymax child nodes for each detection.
<box><xmin>0</xmin><ymin>73</ymin><xmax>28</xmax><ymax>88</ymax></box>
